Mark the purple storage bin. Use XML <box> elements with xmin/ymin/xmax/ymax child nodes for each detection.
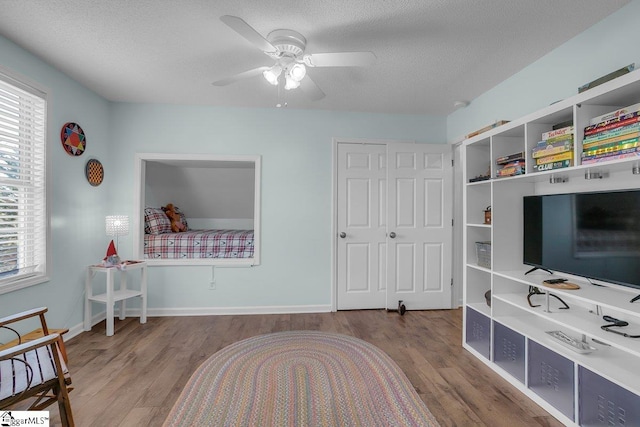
<box><xmin>528</xmin><ymin>340</ymin><xmax>574</xmax><ymax>421</ymax></box>
<box><xmin>579</xmin><ymin>366</ymin><xmax>640</xmax><ymax>426</ymax></box>
<box><xmin>493</xmin><ymin>321</ymin><xmax>525</xmax><ymax>383</ymax></box>
<box><xmin>465</xmin><ymin>306</ymin><xmax>490</xmax><ymax>359</ymax></box>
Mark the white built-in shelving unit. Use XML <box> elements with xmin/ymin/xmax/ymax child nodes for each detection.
<box><xmin>462</xmin><ymin>69</ymin><xmax>640</xmax><ymax>426</ymax></box>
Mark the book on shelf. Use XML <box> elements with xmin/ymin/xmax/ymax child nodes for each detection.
<box><xmin>578</xmin><ymin>63</ymin><xmax>635</xmax><ymax>93</ymax></box>
<box><xmin>588</xmin><ymin>102</ymin><xmax>640</xmax><ymax>125</ymax></box>
<box><xmin>541</xmin><ymin>125</ymin><xmax>573</xmax><ymax>141</ymax></box>
<box><xmin>469</xmin><ymin>175</ymin><xmax>490</xmax><ymax>183</ymax></box>
<box><xmin>582</xmin><ymin>134</ymin><xmax>640</xmax><ymax>151</ymax></box>
<box><xmin>466</xmin><ymin>120</ymin><xmax>510</xmax><ymax>139</ymax></box>
<box><xmin>582</xmin><ymin>139</ymin><xmax>639</xmax><ymax>157</ymax></box>
<box><xmin>551</xmin><ymin>119</ymin><xmax>573</xmax><ymax>130</ymax></box>
<box><xmin>533</xmin><ymin>159</ymin><xmax>573</xmax><ymax>172</ymax></box>
<box><xmin>496</xmin><ymin>167</ymin><xmax>525</xmax><ymax>177</ymax></box>
<box><xmin>582</xmin><ymin>123</ymin><xmax>640</xmax><ymax>144</ymax></box>
<box><xmin>584</xmin><ymin>111</ymin><xmax>640</xmax><ymax>136</ymax></box>
<box><xmin>543</xmin><ymin>133</ymin><xmax>573</xmax><ymax>144</ymax></box>
<box><xmin>532</xmin><ymin>140</ymin><xmax>573</xmax><ymax>159</ymax></box>
<box><xmin>495</xmin><ymin>161</ymin><xmax>525</xmax><ymax>177</ymax></box>
<box><xmin>535</xmin><ymin>151</ymin><xmax>573</xmax><ymax>165</ymax></box>
<box><xmin>581</xmin><ymin>146</ymin><xmax>640</xmax><ymax>162</ymax></box>
<box><xmin>581</xmin><ymin>149</ymin><xmax>640</xmax><ymax>164</ymax></box>
<box><xmin>496</xmin><ymin>151</ymin><xmax>524</xmax><ymax>165</ymax></box>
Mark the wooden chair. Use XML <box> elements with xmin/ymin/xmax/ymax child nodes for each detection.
<box><xmin>0</xmin><ymin>307</ymin><xmax>74</xmax><ymax>426</ymax></box>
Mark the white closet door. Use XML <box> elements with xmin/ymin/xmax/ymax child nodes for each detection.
<box><xmin>386</xmin><ymin>143</ymin><xmax>453</xmax><ymax>310</ymax></box>
<box><xmin>336</xmin><ymin>143</ymin><xmax>387</xmax><ymax>309</ymax></box>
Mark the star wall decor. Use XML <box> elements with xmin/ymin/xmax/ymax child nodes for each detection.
<box><xmin>60</xmin><ymin>122</ymin><xmax>86</xmax><ymax>156</ymax></box>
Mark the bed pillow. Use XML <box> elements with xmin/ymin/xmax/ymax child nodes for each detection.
<box><xmin>144</xmin><ymin>207</ymin><xmax>172</xmax><ymax>234</ymax></box>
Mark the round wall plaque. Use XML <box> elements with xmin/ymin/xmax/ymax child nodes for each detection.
<box><xmin>60</xmin><ymin>122</ymin><xmax>86</xmax><ymax>156</ymax></box>
<box><xmin>85</xmin><ymin>159</ymin><xmax>103</xmax><ymax>186</ymax></box>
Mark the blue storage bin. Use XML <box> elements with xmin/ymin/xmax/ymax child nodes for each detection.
<box><xmin>493</xmin><ymin>321</ymin><xmax>525</xmax><ymax>383</ymax></box>
<box><xmin>579</xmin><ymin>366</ymin><xmax>640</xmax><ymax>426</ymax></box>
<box><xmin>528</xmin><ymin>340</ymin><xmax>574</xmax><ymax>421</ymax></box>
<box><xmin>465</xmin><ymin>306</ymin><xmax>490</xmax><ymax>359</ymax></box>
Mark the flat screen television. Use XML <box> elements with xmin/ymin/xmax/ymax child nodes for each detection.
<box><xmin>523</xmin><ymin>189</ymin><xmax>640</xmax><ymax>291</ymax></box>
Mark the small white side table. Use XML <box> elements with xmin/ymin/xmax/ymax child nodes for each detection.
<box><xmin>84</xmin><ymin>261</ymin><xmax>147</xmax><ymax>336</ymax></box>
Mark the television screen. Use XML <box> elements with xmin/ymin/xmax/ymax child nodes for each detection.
<box><xmin>523</xmin><ymin>190</ymin><xmax>640</xmax><ymax>290</ymax></box>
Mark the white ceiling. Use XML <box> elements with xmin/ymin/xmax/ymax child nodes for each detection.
<box><xmin>0</xmin><ymin>0</ymin><xmax>630</xmax><ymax>115</ymax></box>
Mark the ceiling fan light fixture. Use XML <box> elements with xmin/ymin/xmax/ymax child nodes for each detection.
<box><xmin>263</xmin><ymin>65</ymin><xmax>282</xmax><ymax>85</ymax></box>
<box><xmin>284</xmin><ymin>76</ymin><xmax>300</xmax><ymax>90</ymax></box>
<box><xmin>288</xmin><ymin>63</ymin><xmax>306</xmax><ymax>82</ymax></box>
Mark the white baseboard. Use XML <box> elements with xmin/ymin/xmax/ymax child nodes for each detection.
<box><xmin>66</xmin><ymin>312</ymin><xmax>106</xmax><ymax>340</ymax></box>
<box><xmin>66</xmin><ymin>305</ymin><xmax>332</xmax><ymax>339</ymax></box>
<box><xmin>146</xmin><ymin>304</ymin><xmax>332</xmax><ymax>317</ymax></box>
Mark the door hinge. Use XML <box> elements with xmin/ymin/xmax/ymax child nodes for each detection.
<box><xmin>450</xmin><ymin>278</ymin><xmax>454</xmax><ymax>287</ymax></box>
<box><xmin>451</xmin><ymin>159</ymin><xmax>454</xmax><ymax>167</ymax></box>
<box><xmin>451</xmin><ymin>218</ymin><xmax>454</xmax><ymax>226</ymax></box>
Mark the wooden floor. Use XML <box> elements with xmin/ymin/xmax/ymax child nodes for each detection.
<box><xmin>48</xmin><ymin>309</ymin><xmax>562</xmax><ymax>426</ymax></box>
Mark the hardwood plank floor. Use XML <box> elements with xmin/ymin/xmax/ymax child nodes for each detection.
<box><xmin>46</xmin><ymin>309</ymin><xmax>563</xmax><ymax>426</ymax></box>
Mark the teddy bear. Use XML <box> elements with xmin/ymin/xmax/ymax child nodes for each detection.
<box><xmin>162</xmin><ymin>203</ymin><xmax>186</xmax><ymax>232</ymax></box>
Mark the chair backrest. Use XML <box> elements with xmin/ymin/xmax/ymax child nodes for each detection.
<box><xmin>0</xmin><ymin>308</ymin><xmax>74</xmax><ymax>427</ymax></box>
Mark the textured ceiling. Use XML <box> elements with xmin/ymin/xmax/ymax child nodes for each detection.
<box><xmin>0</xmin><ymin>0</ymin><xmax>630</xmax><ymax>115</ymax></box>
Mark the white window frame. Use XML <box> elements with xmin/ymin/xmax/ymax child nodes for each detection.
<box><xmin>0</xmin><ymin>66</ymin><xmax>49</xmax><ymax>294</ymax></box>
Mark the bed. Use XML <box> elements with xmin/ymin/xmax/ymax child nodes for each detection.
<box><xmin>144</xmin><ymin>229</ymin><xmax>254</xmax><ymax>259</ymax></box>
<box><xmin>143</xmin><ymin>207</ymin><xmax>254</xmax><ymax>260</ymax></box>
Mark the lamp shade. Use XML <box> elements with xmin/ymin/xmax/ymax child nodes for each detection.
<box><xmin>105</xmin><ymin>215</ymin><xmax>129</xmax><ymax>237</ymax></box>
<box><xmin>263</xmin><ymin>65</ymin><xmax>282</xmax><ymax>86</ymax></box>
<box><xmin>288</xmin><ymin>63</ymin><xmax>306</xmax><ymax>82</ymax></box>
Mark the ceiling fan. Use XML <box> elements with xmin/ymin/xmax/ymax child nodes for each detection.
<box><xmin>213</xmin><ymin>15</ymin><xmax>376</xmax><ymax>101</ymax></box>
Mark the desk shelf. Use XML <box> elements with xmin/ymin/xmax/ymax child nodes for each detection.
<box><xmin>88</xmin><ymin>289</ymin><xmax>143</xmax><ymax>304</ymax></box>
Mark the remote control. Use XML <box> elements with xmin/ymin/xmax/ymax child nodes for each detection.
<box><xmin>544</xmin><ymin>278</ymin><xmax>567</xmax><ymax>284</ymax></box>
<box><xmin>546</xmin><ymin>330</ymin><xmax>597</xmax><ymax>354</ymax></box>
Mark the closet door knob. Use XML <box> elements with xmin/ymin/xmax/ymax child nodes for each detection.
<box><xmin>339</xmin><ymin>232</ymin><xmax>346</xmax><ymax>238</ymax></box>
<box><xmin>389</xmin><ymin>232</ymin><xmax>396</xmax><ymax>238</ymax></box>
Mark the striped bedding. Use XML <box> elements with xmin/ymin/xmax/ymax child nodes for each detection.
<box><xmin>144</xmin><ymin>229</ymin><xmax>254</xmax><ymax>259</ymax></box>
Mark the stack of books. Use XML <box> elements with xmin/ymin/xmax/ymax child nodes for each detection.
<box><xmin>532</xmin><ymin>126</ymin><xmax>574</xmax><ymax>172</ymax></box>
<box><xmin>495</xmin><ymin>152</ymin><xmax>525</xmax><ymax>177</ymax></box>
<box><xmin>466</xmin><ymin>120</ymin><xmax>510</xmax><ymax>139</ymax></box>
<box><xmin>582</xmin><ymin>103</ymin><xmax>640</xmax><ymax>165</ymax></box>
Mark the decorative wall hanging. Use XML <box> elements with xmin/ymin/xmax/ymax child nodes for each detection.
<box><xmin>60</xmin><ymin>122</ymin><xmax>86</xmax><ymax>156</ymax></box>
<box><xmin>85</xmin><ymin>158</ymin><xmax>104</xmax><ymax>186</ymax></box>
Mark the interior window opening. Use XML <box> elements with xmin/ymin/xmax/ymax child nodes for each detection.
<box><xmin>134</xmin><ymin>154</ymin><xmax>261</xmax><ymax>266</ymax></box>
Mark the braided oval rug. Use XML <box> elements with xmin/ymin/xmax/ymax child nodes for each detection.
<box><xmin>163</xmin><ymin>331</ymin><xmax>440</xmax><ymax>427</ymax></box>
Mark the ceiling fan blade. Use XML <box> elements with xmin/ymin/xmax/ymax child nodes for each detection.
<box><xmin>220</xmin><ymin>15</ymin><xmax>277</xmax><ymax>53</ymax></box>
<box><xmin>304</xmin><ymin>52</ymin><xmax>376</xmax><ymax>67</ymax></box>
<box><xmin>212</xmin><ymin>66</ymin><xmax>270</xmax><ymax>86</ymax></box>
<box><xmin>300</xmin><ymin>75</ymin><xmax>325</xmax><ymax>101</ymax></box>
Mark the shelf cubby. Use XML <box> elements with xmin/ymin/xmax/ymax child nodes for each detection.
<box><xmin>465</xmin><ymin>182</ymin><xmax>491</xmax><ymax>225</ymax></box>
<box><xmin>465</xmin><ymin>137</ymin><xmax>491</xmax><ymax>183</ymax></box>
<box><xmin>465</xmin><ymin>266</ymin><xmax>491</xmax><ymax>311</ymax></box>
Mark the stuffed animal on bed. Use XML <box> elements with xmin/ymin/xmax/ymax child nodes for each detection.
<box><xmin>162</xmin><ymin>203</ymin><xmax>186</xmax><ymax>232</ymax></box>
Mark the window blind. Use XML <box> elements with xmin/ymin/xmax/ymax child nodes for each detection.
<box><xmin>0</xmin><ymin>72</ymin><xmax>47</xmax><ymax>289</ymax></box>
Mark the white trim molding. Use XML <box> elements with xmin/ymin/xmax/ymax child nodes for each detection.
<box><xmin>66</xmin><ymin>304</ymin><xmax>332</xmax><ymax>339</ymax></box>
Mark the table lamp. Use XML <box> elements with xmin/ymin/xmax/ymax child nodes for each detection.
<box><xmin>105</xmin><ymin>215</ymin><xmax>129</xmax><ymax>255</ymax></box>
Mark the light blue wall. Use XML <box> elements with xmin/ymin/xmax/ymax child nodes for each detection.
<box><xmin>110</xmin><ymin>104</ymin><xmax>445</xmax><ymax>310</ymax></box>
<box><xmin>0</xmin><ymin>32</ymin><xmax>446</xmax><ymax>325</ymax></box>
<box><xmin>0</xmin><ymin>36</ymin><xmax>112</xmax><ymax>329</ymax></box>
<box><xmin>447</xmin><ymin>0</ymin><xmax>640</xmax><ymax>143</ymax></box>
